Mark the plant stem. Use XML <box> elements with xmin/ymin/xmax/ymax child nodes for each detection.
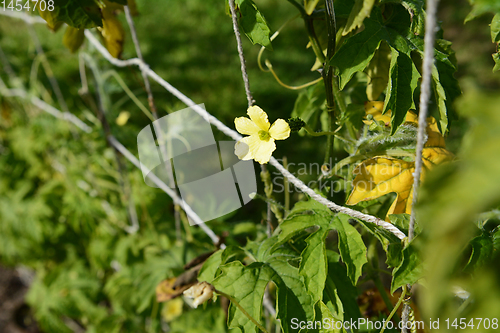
<box><xmin>124</xmin><ymin>5</ymin><xmax>182</xmax><ymax>241</ymax></box>
<box><xmin>331</xmin><ymin>77</ymin><xmax>347</xmax><ymax>116</ymax></box>
<box><xmin>323</xmin><ymin>0</ymin><xmax>337</xmax><ymax>168</ymax></box>
<box><xmin>409</xmin><ymin>0</ymin><xmax>440</xmax><ymax>241</ymax></box>
<box><xmin>303</xmin><ymin>124</ymin><xmax>338</xmax><ymax>137</ymax></box>
<box><xmin>380</xmin><ymin>285</ymin><xmax>407</xmax><ymax>333</ymax></box>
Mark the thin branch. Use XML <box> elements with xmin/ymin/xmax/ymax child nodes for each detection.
<box><xmin>227</xmin><ymin>0</ymin><xmax>274</xmax><ymax>235</ymax></box>
<box><xmin>124</xmin><ymin>5</ymin><xmax>182</xmax><ymax>242</ymax></box>
<box><xmin>0</xmin><ymin>78</ymin><xmax>92</xmax><ymax>133</ymax></box>
<box><xmin>322</xmin><ymin>0</ymin><xmax>337</xmax><ymax>169</ymax></box>
<box><xmin>123</xmin><ymin>6</ymin><xmax>158</xmax><ymax>117</ymax></box>
<box><xmin>0</xmin><ymin>45</ymin><xmax>17</xmax><ymax>82</ymax></box>
<box><xmin>409</xmin><ymin>0</ymin><xmax>440</xmax><ymax>241</ymax></box>
<box><xmin>227</xmin><ymin>0</ymin><xmax>254</xmax><ymax>106</ymax></box>
<box><xmin>82</xmin><ymin>54</ymin><xmax>140</xmax><ymax>233</ymax></box>
<box><xmin>108</xmin><ymin>137</ymin><xmax>224</xmax><ymax>247</ymax></box>
<box><xmin>26</xmin><ymin>24</ymin><xmax>69</xmax><ymax>113</ymax></box>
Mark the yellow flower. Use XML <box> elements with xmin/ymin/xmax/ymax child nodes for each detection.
<box><xmin>161</xmin><ymin>298</ymin><xmax>183</xmax><ymax>322</ymax></box>
<box><xmin>234</xmin><ymin>106</ymin><xmax>290</xmax><ymax>164</ymax></box>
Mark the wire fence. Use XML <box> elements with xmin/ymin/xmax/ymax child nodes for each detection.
<box><xmin>0</xmin><ymin>9</ymin><xmax>407</xmax><ymax>248</ymax></box>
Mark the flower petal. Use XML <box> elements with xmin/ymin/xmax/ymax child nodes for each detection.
<box><xmin>247</xmin><ymin>105</ymin><xmax>270</xmax><ymax>131</ymax></box>
<box><xmin>235</xmin><ymin>136</ymin><xmax>255</xmax><ymax>160</ymax></box>
<box><xmin>235</xmin><ymin>116</ymin><xmax>260</xmax><ymax>135</ymax></box>
<box><xmin>249</xmin><ymin>138</ymin><xmax>276</xmax><ymax>164</ymax></box>
<box><xmin>269</xmin><ymin>119</ymin><xmax>291</xmax><ymax>140</ymax></box>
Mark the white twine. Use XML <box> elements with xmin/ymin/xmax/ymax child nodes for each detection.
<box><xmin>1</xmin><ymin>11</ymin><xmax>406</xmax><ymax>241</ymax></box>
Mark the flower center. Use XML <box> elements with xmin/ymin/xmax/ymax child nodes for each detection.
<box><xmin>258</xmin><ymin>130</ymin><xmax>271</xmax><ymax>141</ymax></box>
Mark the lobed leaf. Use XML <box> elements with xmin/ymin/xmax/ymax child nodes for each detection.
<box><xmin>383</xmin><ymin>49</ymin><xmax>421</xmax><ymax>133</ymax></box>
<box><xmin>343</xmin><ymin>0</ymin><xmax>376</xmax><ymax>36</ymax></box>
<box><xmin>366</xmin><ymin>41</ymin><xmax>391</xmax><ymax>101</ymax></box>
<box><xmin>332</xmin><ymin>214</ymin><xmax>368</xmax><ymax>285</ymax></box>
<box><xmin>347</xmin><ymin>156</ymin><xmax>415</xmax><ymax>216</ymax></box>
<box><xmin>391</xmin><ymin>242</ymin><xmax>422</xmax><ymax>293</ymax></box>
<box><xmin>275</xmin><ymin>199</ymin><xmax>334</xmax><ymax>303</ymax></box>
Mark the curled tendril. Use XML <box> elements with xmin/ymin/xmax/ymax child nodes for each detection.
<box><xmin>257</xmin><ymin>15</ymin><xmax>323</xmax><ymax>91</ymax></box>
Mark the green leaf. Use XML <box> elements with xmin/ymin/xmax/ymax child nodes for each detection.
<box><xmin>357</xmin><ymin>217</ymin><xmax>404</xmax><ymax>268</ymax></box>
<box><xmin>275</xmin><ymin>199</ymin><xmax>333</xmax><ymax>303</ymax></box>
<box><xmin>198</xmin><ymin>250</ymin><xmax>224</xmax><ymax>283</ymax></box>
<box><xmin>213</xmin><ymin>256</ymin><xmax>314</xmax><ymax>333</ymax></box>
<box><xmin>326</xmin><ymin>253</ymin><xmax>363</xmax><ymax>321</ymax></box>
<box><xmin>465</xmin><ymin>0</ymin><xmax>500</xmax><ymax>22</ymax></box>
<box><xmin>343</xmin><ymin>0</ymin><xmax>376</xmax><ymax>36</ymax></box>
<box><xmin>198</xmin><ymin>246</ymin><xmax>246</xmax><ymax>283</ymax></box>
<box><xmin>382</xmin><ymin>48</ymin><xmax>420</xmax><ymax>133</ymax></box>
<box><xmin>491</xmin><ymin>13</ymin><xmax>500</xmax><ymax>43</ymax></box>
<box><xmin>464</xmin><ymin>232</ymin><xmax>495</xmax><ymax>272</ymax></box>
<box><xmin>366</xmin><ymin>41</ymin><xmax>391</xmax><ymax>101</ymax></box>
<box><xmin>291</xmin><ymin>80</ymin><xmax>326</xmax><ymax>135</ymax></box>
<box><xmin>266</xmin><ymin>255</ymin><xmax>315</xmax><ymax>333</ymax></box>
<box><xmin>304</xmin><ymin>0</ymin><xmax>321</xmax><ymax>15</ymax></box>
<box><xmin>332</xmin><ymin>214</ymin><xmax>368</xmax><ymax>285</ymax></box>
<box><xmin>380</xmin><ymin>0</ymin><xmax>425</xmax><ymax>35</ymax></box>
<box><xmin>331</xmin><ymin>21</ymin><xmax>382</xmax><ymax>90</ymax></box>
<box><xmin>235</xmin><ymin>0</ymin><xmax>272</xmax><ymax>49</ymax></box>
<box><xmin>391</xmin><ymin>242</ymin><xmax>422</xmax><ymax>293</ymax></box>
<box><xmin>212</xmin><ymin>262</ymin><xmax>270</xmax><ymax>333</ymax></box>
<box><xmin>331</xmin><ymin>6</ymin><xmax>412</xmax><ymax>90</ymax></box>
<box><xmin>275</xmin><ymin>199</ymin><xmax>333</xmax><ymax>245</ymax></box>
<box><xmin>493</xmin><ymin>53</ymin><xmax>500</xmax><ymax>72</ymax></box>
<box><xmin>405</xmin><ymin>34</ymin><xmax>462</xmax><ymax>133</ymax></box>
<box><xmin>315</xmin><ymin>301</ymin><xmax>343</xmax><ymax>333</ymax></box>
<box><xmin>108</xmin><ymin>0</ymin><xmax>127</xmax><ymax>4</ymax></box>
<box><xmin>431</xmin><ymin>64</ymin><xmax>451</xmax><ymax>134</ymax></box>
<box><xmin>388</xmin><ymin>213</ymin><xmax>421</xmax><ymax>237</ymax></box>
<box><xmin>419</xmin><ymin>90</ymin><xmax>500</xmax><ymax>317</ymax></box>
<box><xmin>300</xmin><ymin>228</ymin><xmax>329</xmax><ymax>303</ymax></box>
<box><xmin>494</xmin><ymin>227</ymin><xmax>500</xmax><ymax>250</ymax></box>
<box><xmin>36</xmin><ymin>0</ymin><xmax>103</xmax><ymax>29</ymax></box>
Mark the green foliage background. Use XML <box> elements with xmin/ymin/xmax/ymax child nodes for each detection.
<box><xmin>1</xmin><ymin>0</ymin><xmax>500</xmax><ymax>332</ymax></box>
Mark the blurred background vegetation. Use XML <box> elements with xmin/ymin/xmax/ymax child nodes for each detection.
<box><xmin>0</xmin><ymin>0</ymin><xmax>499</xmax><ymax>332</ymax></box>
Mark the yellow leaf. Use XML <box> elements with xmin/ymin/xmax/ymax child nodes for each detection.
<box><xmin>116</xmin><ymin>111</ymin><xmax>131</xmax><ymax>126</ymax></box>
<box><xmin>347</xmin><ymin>157</ymin><xmax>416</xmax><ymax>217</ymax></box>
<box><xmin>366</xmin><ymin>41</ymin><xmax>391</xmax><ymax>101</ymax></box>
<box><xmin>63</xmin><ymin>26</ymin><xmax>85</xmax><ymax>53</ymax></box>
<box><xmin>156</xmin><ymin>277</ymin><xmax>194</xmax><ymax>303</ymax></box>
<box><xmin>424</xmin><ymin>116</ymin><xmax>446</xmax><ymax>148</ymax></box>
<box><xmin>422</xmin><ymin>147</ymin><xmax>454</xmax><ymax>169</ymax></box>
<box><xmin>349</xmin><ymin>102</ymin><xmax>455</xmax><ymax>219</ymax></box>
<box><xmin>304</xmin><ymin>0</ymin><xmax>321</xmax><ymax>15</ymax></box>
<box><xmin>343</xmin><ymin>0</ymin><xmax>376</xmax><ymax>36</ymax></box>
<box><xmin>99</xmin><ymin>8</ymin><xmax>125</xmax><ymax>58</ymax></box>
<box><xmin>363</xmin><ymin>101</ymin><xmax>418</xmax><ymax>126</ymax></box>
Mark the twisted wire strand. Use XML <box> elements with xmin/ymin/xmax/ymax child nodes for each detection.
<box><xmin>0</xmin><ymin>11</ymin><xmax>407</xmax><ymax>241</ymax></box>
